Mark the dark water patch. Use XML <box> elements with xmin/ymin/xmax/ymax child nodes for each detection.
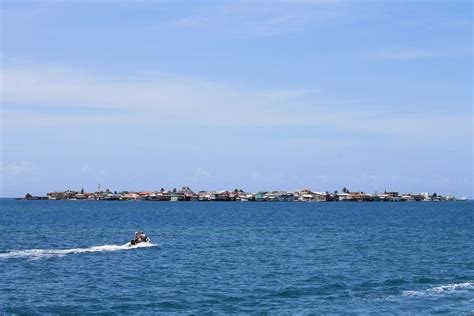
<box><xmin>269</xmin><ymin>283</ymin><xmax>349</xmax><ymax>300</ymax></box>
<box><xmin>414</xmin><ymin>276</ymin><xmax>439</xmax><ymax>284</ymax></box>
<box><xmin>383</xmin><ymin>278</ymin><xmax>408</xmax><ymax>286</ymax></box>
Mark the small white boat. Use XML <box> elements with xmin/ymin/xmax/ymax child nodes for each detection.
<box><xmin>129</xmin><ymin>232</ymin><xmax>151</xmax><ymax>246</ymax></box>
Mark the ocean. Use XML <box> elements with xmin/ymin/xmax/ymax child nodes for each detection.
<box><xmin>0</xmin><ymin>199</ymin><xmax>473</xmax><ymax>314</ymax></box>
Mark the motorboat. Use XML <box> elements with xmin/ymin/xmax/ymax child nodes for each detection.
<box><xmin>129</xmin><ymin>232</ymin><xmax>151</xmax><ymax>246</ymax></box>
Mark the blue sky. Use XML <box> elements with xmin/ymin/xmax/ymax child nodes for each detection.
<box><xmin>1</xmin><ymin>0</ymin><xmax>472</xmax><ymax>197</ymax></box>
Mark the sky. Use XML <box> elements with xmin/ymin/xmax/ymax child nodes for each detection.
<box><xmin>0</xmin><ymin>0</ymin><xmax>472</xmax><ymax>197</ymax></box>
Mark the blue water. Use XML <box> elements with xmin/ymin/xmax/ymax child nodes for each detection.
<box><xmin>0</xmin><ymin>199</ymin><xmax>473</xmax><ymax>314</ymax></box>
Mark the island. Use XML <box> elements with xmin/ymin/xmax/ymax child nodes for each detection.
<box><xmin>20</xmin><ymin>187</ymin><xmax>467</xmax><ymax>202</ymax></box>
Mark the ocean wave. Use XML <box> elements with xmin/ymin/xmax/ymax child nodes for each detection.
<box><xmin>0</xmin><ymin>242</ymin><xmax>157</xmax><ymax>260</ymax></box>
<box><xmin>402</xmin><ymin>281</ymin><xmax>474</xmax><ymax>297</ymax></box>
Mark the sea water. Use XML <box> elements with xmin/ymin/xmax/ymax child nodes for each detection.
<box><xmin>0</xmin><ymin>199</ymin><xmax>472</xmax><ymax>314</ymax></box>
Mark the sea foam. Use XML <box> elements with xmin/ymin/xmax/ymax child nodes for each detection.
<box><xmin>402</xmin><ymin>281</ymin><xmax>474</xmax><ymax>297</ymax></box>
<box><xmin>0</xmin><ymin>242</ymin><xmax>157</xmax><ymax>260</ymax></box>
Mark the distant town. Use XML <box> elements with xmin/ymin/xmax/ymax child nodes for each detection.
<box><xmin>21</xmin><ymin>187</ymin><xmax>467</xmax><ymax>202</ymax></box>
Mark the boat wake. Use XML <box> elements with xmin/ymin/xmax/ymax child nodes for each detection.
<box><xmin>0</xmin><ymin>242</ymin><xmax>157</xmax><ymax>260</ymax></box>
<box><xmin>402</xmin><ymin>281</ymin><xmax>474</xmax><ymax>297</ymax></box>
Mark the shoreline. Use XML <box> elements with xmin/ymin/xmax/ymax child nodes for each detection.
<box><xmin>18</xmin><ymin>187</ymin><xmax>468</xmax><ymax>202</ymax></box>
<box><xmin>13</xmin><ymin>198</ymin><xmax>470</xmax><ymax>203</ymax></box>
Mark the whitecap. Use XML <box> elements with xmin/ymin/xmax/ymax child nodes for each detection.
<box><xmin>402</xmin><ymin>281</ymin><xmax>474</xmax><ymax>297</ymax></box>
<box><xmin>0</xmin><ymin>242</ymin><xmax>157</xmax><ymax>260</ymax></box>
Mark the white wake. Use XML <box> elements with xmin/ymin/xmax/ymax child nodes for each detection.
<box><xmin>0</xmin><ymin>242</ymin><xmax>157</xmax><ymax>260</ymax></box>
<box><xmin>402</xmin><ymin>281</ymin><xmax>474</xmax><ymax>297</ymax></box>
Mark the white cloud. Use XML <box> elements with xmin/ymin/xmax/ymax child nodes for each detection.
<box><xmin>1</xmin><ymin>63</ymin><xmax>325</xmax><ymax>127</ymax></box>
<box><xmin>1</xmin><ymin>63</ymin><xmax>471</xmax><ymax>141</ymax></box>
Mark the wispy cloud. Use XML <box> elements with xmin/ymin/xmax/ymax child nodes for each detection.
<box><xmin>167</xmin><ymin>0</ymin><xmax>346</xmax><ymax>36</ymax></box>
<box><xmin>1</xmin><ymin>62</ymin><xmax>470</xmax><ymax>141</ymax></box>
<box><xmin>1</xmin><ymin>63</ymin><xmax>317</xmax><ymax>127</ymax></box>
<box><xmin>0</xmin><ymin>161</ymin><xmax>36</xmax><ymax>178</ymax></box>
<box><xmin>375</xmin><ymin>47</ymin><xmax>473</xmax><ymax>60</ymax></box>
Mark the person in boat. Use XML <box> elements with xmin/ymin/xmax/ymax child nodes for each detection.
<box><xmin>131</xmin><ymin>231</ymin><xmax>149</xmax><ymax>244</ymax></box>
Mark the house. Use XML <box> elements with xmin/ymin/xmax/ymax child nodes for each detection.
<box><xmin>255</xmin><ymin>192</ymin><xmax>266</xmax><ymax>202</ymax></box>
<box><xmin>74</xmin><ymin>193</ymin><xmax>87</xmax><ymax>200</ymax></box>
<box><xmin>153</xmin><ymin>191</ymin><xmax>171</xmax><ymax>201</ymax></box>
<box><xmin>214</xmin><ymin>191</ymin><xmax>232</xmax><ymax>201</ymax></box>
<box><xmin>138</xmin><ymin>192</ymin><xmax>152</xmax><ymax>200</ymax></box>
<box><xmin>47</xmin><ymin>192</ymin><xmax>65</xmax><ymax>200</ymax></box>
<box><xmin>401</xmin><ymin>195</ymin><xmax>416</xmax><ymax>202</ymax></box>
<box><xmin>121</xmin><ymin>193</ymin><xmax>139</xmax><ymax>200</ymax></box>
<box><xmin>238</xmin><ymin>193</ymin><xmax>255</xmax><ymax>202</ymax></box>
<box><xmin>176</xmin><ymin>187</ymin><xmax>197</xmax><ymax>201</ymax></box>
<box><xmin>313</xmin><ymin>192</ymin><xmax>328</xmax><ymax>202</ymax></box>
<box><xmin>101</xmin><ymin>193</ymin><xmax>121</xmax><ymax>200</ymax></box>
<box><xmin>198</xmin><ymin>191</ymin><xmax>213</xmax><ymax>201</ymax></box>
<box><xmin>350</xmin><ymin>192</ymin><xmax>373</xmax><ymax>202</ymax></box>
<box><xmin>337</xmin><ymin>193</ymin><xmax>353</xmax><ymax>201</ymax></box>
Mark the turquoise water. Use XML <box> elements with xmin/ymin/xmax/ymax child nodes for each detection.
<box><xmin>0</xmin><ymin>199</ymin><xmax>473</xmax><ymax>314</ymax></box>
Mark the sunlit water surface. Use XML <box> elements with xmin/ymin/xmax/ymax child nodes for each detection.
<box><xmin>0</xmin><ymin>199</ymin><xmax>473</xmax><ymax>314</ymax></box>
